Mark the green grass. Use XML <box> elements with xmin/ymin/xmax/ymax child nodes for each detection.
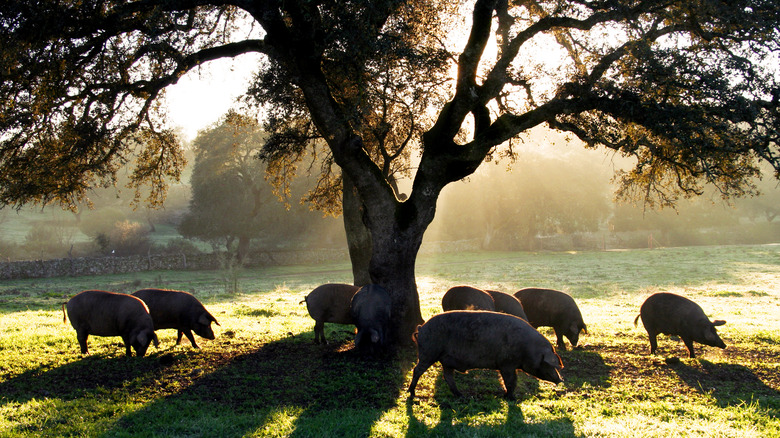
<box><xmin>1</xmin><ymin>244</ymin><xmax>779</xmax><ymax>437</ymax></box>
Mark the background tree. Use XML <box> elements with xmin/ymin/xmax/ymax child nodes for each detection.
<box><xmin>2</xmin><ymin>0</ymin><xmax>779</xmax><ymax>345</ymax></box>
<box><xmin>178</xmin><ymin>110</ymin><xmax>345</xmax><ymax>259</ymax></box>
<box><xmin>178</xmin><ymin>112</ymin><xmax>271</xmax><ymax>261</ymax></box>
<box><xmin>430</xmin><ymin>147</ymin><xmax>612</xmax><ymax>250</ymax></box>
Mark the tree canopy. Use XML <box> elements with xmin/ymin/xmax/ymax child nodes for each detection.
<box><xmin>178</xmin><ymin>111</ymin><xmax>270</xmax><ymax>260</ymax></box>
<box><xmin>2</xmin><ymin>0</ymin><xmax>779</xmax><ymax>345</ymax></box>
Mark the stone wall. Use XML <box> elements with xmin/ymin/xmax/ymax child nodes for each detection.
<box><xmin>0</xmin><ymin>249</ymin><xmax>350</xmax><ymax>280</ymax></box>
<box><xmin>0</xmin><ymin>239</ymin><xmax>485</xmax><ymax>280</ymax></box>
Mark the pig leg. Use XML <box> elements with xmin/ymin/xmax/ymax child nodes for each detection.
<box><xmin>682</xmin><ymin>337</ymin><xmax>696</xmax><ymax>358</ymax></box>
<box><xmin>554</xmin><ymin>328</ymin><xmax>567</xmax><ymax>350</ymax></box>
<box><xmin>441</xmin><ymin>366</ymin><xmax>463</xmax><ymax>398</ymax></box>
<box><xmin>181</xmin><ymin>330</ymin><xmax>200</xmax><ymax>348</ymax></box>
<box><xmin>313</xmin><ymin>320</ymin><xmax>325</xmax><ymax>344</ymax></box>
<box><xmin>499</xmin><ymin>367</ymin><xmax>518</xmax><ymax>400</ymax></box>
<box><xmin>648</xmin><ymin>331</ymin><xmax>658</xmax><ymax>354</ymax></box>
<box><xmin>407</xmin><ymin>360</ymin><xmax>434</xmax><ymax>398</ymax></box>
<box><xmin>76</xmin><ymin>331</ymin><xmax>90</xmax><ymax>355</ymax></box>
<box><xmin>121</xmin><ymin>335</ymin><xmax>133</xmax><ymax>356</ymax></box>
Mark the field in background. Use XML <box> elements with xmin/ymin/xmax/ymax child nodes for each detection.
<box><xmin>1</xmin><ymin>244</ymin><xmax>779</xmax><ymax>437</ymax></box>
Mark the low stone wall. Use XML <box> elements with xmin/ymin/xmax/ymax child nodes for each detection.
<box><xmin>0</xmin><ymin>249</ymin><xmax>350</xmax><ymax>280</ymax></box>
<box><xmin>0</xmin><ymin>240</ymin><xmax>484</xmax><ymax>280</ymax></box>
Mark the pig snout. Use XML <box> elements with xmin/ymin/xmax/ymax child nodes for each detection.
<box><xmin>532</xmin><ymin>352</ymin><xmax>564</xmax><ymax>384</ymax></box>
<box><xmin>195</xmin><ymin>313</ymin><xmax>218</xmax><ymax>339</ymax></box>
<box><xmin>704</xmin><ymin>320</ymin><xmax>727</xmax><ymax>349</ymax></box>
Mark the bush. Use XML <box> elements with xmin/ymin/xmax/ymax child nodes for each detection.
<box><xmin>0</xmin><ymin>239</ymin><xmax>20</xmax><ymax>261</ymax></box>
<box><xmin>97</xmin><ymin>220</ymin><xmax>151</xmax><ymax>256</ymax></box>
<box><xmin>21</xmin><ymin>220</ymin><xmax>76</xmax><ymax>259</ymax></box>
<box><xmin>78</xmin><ymin>208</ymin><xmax>126</xmax><ymax>238</ymax></box>
<box><xmin>155</xmin><ymin>238</ymin><xmax>203</xmax><ymax>255</ymax></box>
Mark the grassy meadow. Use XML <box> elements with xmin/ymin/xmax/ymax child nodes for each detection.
<box><xmin>1</xmin><ymin>244</ymin><xmax>779</xmax><ymax>437</ymax></box>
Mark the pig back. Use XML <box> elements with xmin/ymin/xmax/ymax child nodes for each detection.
<box><xmin>487</xmin><ymin>290</ymin><xmax>528</xmax><ymax>321</ymax></box>
<box><xmin>350</xmin><ymin>284</ymin><xmax>392</xmax><ymax>348</ymax></box>
<box><xmin>305</xmin><ymin>283</ymin><xmax>359</xmax><ymax>324</ymax></box>
<box><xmin>132</xmin><ymin>288</ymin><xmax>214</xmax><ymax>330</ymax></box>
<box><xmin>514</xmin><ymin>288</ymin><xmax>581</xmax><ymax>327</ymax></box>
<box><xmin>442</xmin><ymin>286</ymin><xmax>495</xmax><ymax>312</ymax></box>
<box><xmin>640</xmin><ymin>292</ymin><xmax>709</xmax><ymax>335</ymax></box>
<box><xmin>417</xmin><ymin>310</ymin><xmax>545</xmax><ymax>370</ymax></box>
<box><xmin>66</xmin><ymin>290</ymin><xmax>153</xmax><ymax>336</ymax></box>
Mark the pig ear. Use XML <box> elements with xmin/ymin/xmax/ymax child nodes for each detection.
<box><xmin>370</xmin><ymin>329</ymin><xmax>380</xmax><ymax>344</ymax></box>
<box><xmin>199</xmin><ymin>313</ymin><xmax>220</xmax><ymax>326</ymax></box>
<box><xmin>544</xmin><ymin>352</ymin><xmax>564</xmax><ymax>370</ymax></box>
<box><xmin>137</xmin><ymin>331</ymin><xmax>148</xmax><ymax>347</ymax></box>
<box><xmin>712</xmin><ymin>320</ymin><xmax>726</xmax><ymax>326</ymax></box>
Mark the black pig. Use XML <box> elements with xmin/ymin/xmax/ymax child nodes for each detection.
<box><xmin>64</xmin><ymin>290</ymin><xmax>159</xmax><ymax>357</ymax></box>
<box><xmin>514</xmin><ymin>288</ymin><xmax>587</xmax><ymax>350</ymax></box>
<box><xmin>302</xmin><ymin>283</ymin><xmax>360</xmax><ymax>344</ymax></box>
<box><xmin>350</xmin><ymin>284</ymin><xmax>391</xmax><ymax>352</ymax></box>
<box><xmin>409</xmin><ymin>310</ymin><xmax>563</xmax><ymax>400</ymax></box>
<box><xmin>132</xmin><ymin>288</ymin><xmax>220</xmax><ymax>349</ymax></box>
<box><xmin>635</xmin><ymin>292</ymin><xmax>726</xmax><ymax>358</ymax></box>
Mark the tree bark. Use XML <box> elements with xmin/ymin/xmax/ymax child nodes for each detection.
<box><xmin>237</xmin><ymin>235</ymin><xmax>250</xmax><ymax>264</ymax></box>
<box><xmin>366</xmin><ymin>208</ymin><xmax>426</xmax><ymax>346</ymax></box>
<box><xmin>342</xmin><ymin>173</ymin><xmax>372</xmax><ymax>287</ymax></box>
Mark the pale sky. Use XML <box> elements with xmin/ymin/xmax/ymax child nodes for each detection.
<box><xmin>165</xmin><ymin>53</ymin><xmax>263</xmax><ymax>142</ymax></box>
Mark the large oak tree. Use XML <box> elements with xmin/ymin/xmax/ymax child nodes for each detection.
<box><xmin>1</xmin><ymin>0</ymin><xmax>778</xmax><ymax>345</ymax></box>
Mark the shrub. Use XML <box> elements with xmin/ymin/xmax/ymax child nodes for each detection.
<box><xmin>99</xmin><ymin>220</ymin><xmax>151</xmax><ymax>256</ymax></box>
<box><xmin>156</xmin><ymin>238</ymin><xmax>203</xmax><ymax>255</ymax></box>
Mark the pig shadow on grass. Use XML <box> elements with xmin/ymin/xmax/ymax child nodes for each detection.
<box><xmin>557</xmin><ymin>348</ymin><xmax>612</xmax><ymax>390</ymax></box>
<box><xmin>404</xmin><ymin>374</ymin><xmax>578</xmax><ymax>437</ymax></box>
<box><xmin>404</xmin><ymin>365</ymin><xmax>578</xmax><ymax>437</ymax></box>
<box><xmin>670</xmin><ymin>359</ymin><xmax>780</xmax><ymax>415</ymax></box>
<box><xmin>96</xmin><ymin>336</ymin><xmax>405</xmax><ymax>437</ymax></box>
<box><xmin>0</xmin><ymin>350</ymin><xmax>167</xmax><ymax>404</ymax></box>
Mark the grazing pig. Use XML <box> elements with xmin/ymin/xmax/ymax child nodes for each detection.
<box><xmin>63</xmin><ymin>290</ymin><xmax>159</xmax><ymax>357</ymax></box>
<box><xmin>442</xmin><ymin>286</ymin><xmax>495</xmax><ymax>312</ymax></box>
<box><xmin>131</xmin><ymin>288</ymin><xmax>220</xmax><ymax>349</ymax></box>
<box><xmin>302</xmin><ymin>283</ymin><xmax>360</xmax><ymax>344</ymax></box>
<box><xmin>350</xmin><ymin>284</ymin><xmax>392</xmax><ymax>352</ymax></box>
<box><xmin>514</xmin><ymin>288</ymin><xmax>587</xmax><ymax>350</ymax></box>
<box><xmin>635</xmin><ymin>292</ymin><xmax>727</xmax><ymax>358</ymax></box>
<box><xmin>486</xmin><ymin>290</ymin><xmax>528</xmax><ymax>321</ymax></box>
<box><xmin>408</xmin><ymin>311</ymin><xmax>563</xmax><ymax>400</ymax></box>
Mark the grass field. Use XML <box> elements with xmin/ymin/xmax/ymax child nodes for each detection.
<box><xmin>1</xmin><ymin>244</ymin><xmax>779</xmax><ymax>437</ymax></box>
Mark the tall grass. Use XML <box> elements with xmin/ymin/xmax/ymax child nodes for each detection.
<box><xmin>1</xmin><ymin>244</ymin><xmax>778</xmax><ymax>437</ymax></box>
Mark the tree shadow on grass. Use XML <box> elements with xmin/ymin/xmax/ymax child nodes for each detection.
<box><xmin>0</xmin><ymin>333</ymin><xmax>405</xmax><ymax>437</ymax></box>
<box><xmin>96</xmin><ymin>336</ymin><xmax>405</xmax><ymax>437</ymax></box>
<box><xmin>670</xmin><ymin>359</ymin><xmax>780</xmax><ymax>415</ymax></box>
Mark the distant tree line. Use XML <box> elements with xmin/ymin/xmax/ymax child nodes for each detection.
<box><xmin>427</xmin><ymin>150</ymin><xmax>780</xmax><ymax>251</ymax></box>
<box><xmin>1</xmin><ymin>126</ymin><xmax>778</xmax><ymax>262</ymax></box>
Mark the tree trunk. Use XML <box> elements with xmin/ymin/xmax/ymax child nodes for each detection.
<box><xmin>342</xmin><ymin>173</ymin><xmax>372</xmax><ymax>287</ymax></box>
<box><xmin>365</xmin><ymin>200</ymin><xmax>428</xmax><ymax>346</ymax></box>
<box><xmin>236</xmin><ymin>236</ymin><xmax>250</xmax><ymax>264</ymax></box>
